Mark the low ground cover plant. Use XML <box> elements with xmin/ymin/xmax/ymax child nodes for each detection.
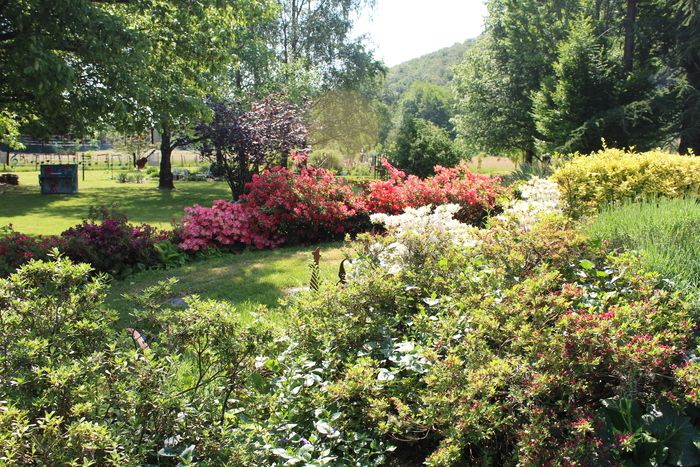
<box><xmin>553</xmin><ymin>148</ymin><xmax>700</xmax><ymax>217</ymax></box>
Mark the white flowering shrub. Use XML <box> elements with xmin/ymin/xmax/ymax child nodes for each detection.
<box><xmin>503</xmin><ymin>177</ymin><xmax>562</xmax><ymax>228</ymax></box>
<box><xmin>360</xmin><ymin>204</ymin><xmax>479</xmax><ymax>275</ymax></box>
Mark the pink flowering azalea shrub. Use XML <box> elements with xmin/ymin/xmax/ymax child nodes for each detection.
<box><xmin>178</xmin><ymin>166</ymin><xmax>362</xmax><ymax>251</ymax></box>
<box><xmin>364</xmin><ymin>160</ymin><xmax>508</xmax><ymax>225</ymax></box>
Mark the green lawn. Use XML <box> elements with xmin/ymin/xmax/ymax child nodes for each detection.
<box><xmin>0</xmin><ymin>170</ymin><xmax>231</xmax><ymax>235</ymax></box>
<box><xmin>466</xmin><ymin>156</ymin><xmax>516</xmax><ymax>176</ymax></box>
<box><xmin>107</xmin><ymin>242</ymin><xmax>346</xmax><ymax>325</ymax></box>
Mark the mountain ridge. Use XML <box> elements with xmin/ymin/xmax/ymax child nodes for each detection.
<box><xmin>383</xmin><ymin>38</ymin><xmax>476</xmax><ymax>101</ymax></box>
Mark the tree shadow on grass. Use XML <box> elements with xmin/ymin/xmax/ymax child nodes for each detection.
<box><xmin>0</xmin><ymin>180</ymin><xmax>231</xmax><ymax>233</ymax></box>
<box><xmin>108</xmin><ymin>244</ymin><xmax>345</xmax><ymax>326</ymax></box>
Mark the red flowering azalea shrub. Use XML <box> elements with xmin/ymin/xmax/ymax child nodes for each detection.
<box><xmin>179</xmin><ymin>166</ymin><xmax>362</xmax><ymax>251</ymax></box>
<box><xmin>0</xmin><ymin>226</ymin><xmax>65</xmax><ymax>277</ymax></box>
<box><xmin>364</xmin><ymin>160</ymin><xmax>507</xmax><ymax>224</ymax></box>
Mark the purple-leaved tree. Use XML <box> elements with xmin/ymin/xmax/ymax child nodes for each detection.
<box><xmin>197</xmin><ymin>95</ymin><xmax>308</xmax><ymax>199</ymax></box>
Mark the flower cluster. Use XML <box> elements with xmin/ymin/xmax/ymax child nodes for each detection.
<box><xmin>0</xmin><ymin>226</ymin><xmax>65</xmax><ymax>277</ymax></box>
<box><xmin>178</xmin><ymin>200</ymin><xmax>283</xmax><ymax>251</ymax></box>
<box><xmin>61</xmin><ymin>212</ymin><xmax>164</xmax><ymax>276</ymax></box>
<box><xmin>364</xmin><ymin>160</ymin><xmax>507</xmax><ymax>225</ymax></box>
<box><xmin>0</xmin><ymin>210</ymin><xmax>166</xmax><ymax>278</ymax></box>
<box><xmin>366</xmin><ymin>204</ymin><xmax>479</xmax><ymax>274</ymax></box>
<box><xmin>178</xmin><ymin>166</ymin><xmax>361</xmax><ymax>251</ymax></box>
<box><xmin>503</xmin><ymin>176</ymin><xmax>562</xmax><ymax>228</ymax></box>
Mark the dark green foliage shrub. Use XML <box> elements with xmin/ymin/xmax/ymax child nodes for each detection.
<box><xmin>392</xmin><ymin>118</ymin><xmax>460</xmax><ymax>177</ymax></box>
<box><xmin>61</xmin><ymin>206</ymin><xmax>163</xmax><ymax>277</ymax></box>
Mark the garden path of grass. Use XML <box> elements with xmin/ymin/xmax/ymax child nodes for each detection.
<box><xmin>0</xmin><ymin>170</ymin><xmax>231</xmax><ymax>235</ymax></box>
<box><xmin>107</xmin><ymin>242</ymin><xmax>346</xmax><ymax>326</ymax></box>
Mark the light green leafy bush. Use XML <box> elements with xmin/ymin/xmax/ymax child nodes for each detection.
<box><xmin>0</xmin><ymin>258</ymin><xmax>272</xmax><ymax>465</ymax></box>
<box><xmin>282</xmin><ymin>215</ymin><xmax>700</xmax><ymax>465</ymax></box>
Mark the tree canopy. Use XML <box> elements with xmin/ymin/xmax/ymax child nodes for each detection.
<box><xmin>0</xmin><ymin>0</ymin><xmax>146</xmax><ymax>143</ymax></box>
<box><xmin>453</xmin><ymin>0</ymin><xmax>700</xmax><ymax>159</ymax></box>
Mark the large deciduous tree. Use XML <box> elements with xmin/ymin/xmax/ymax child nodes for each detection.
<box><xmin>455</xmin><ymin>0</ymin><xmax>695</xmax><ymax>158</ymax></box>
<box><xmin>273</xmin><ymin>0</ymin><xmax>383</xmax><ymax>88</ymax></box>
<box><xmin>453</xmin><ymin>0</ymin><xmax>581</xmax><ymax>162</ymax></box>
<box><xmin>124</xmin><ymin>0</ymin><xmax>274</xmax><ymax>190</ymax></box>
<box><xmin>392</xmin><ymin>118</ymin><xmax>459</xmax><ymax>178</ymax></box>
<box><xmin>0</xmin><ymin>0</ymin><xmax>145</xmax><ymax>144</ymax></box>
<box><xmin>308</xmin><ymin>87</ymin><xmax>382</xmax><ymax>156</ymax></box>
<box><xmin>388</xmin><ymin>81</ymin><xmax>458</xmax><ymax>175</ymax></box>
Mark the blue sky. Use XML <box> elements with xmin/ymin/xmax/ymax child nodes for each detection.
<box><xmin>353</xmin><ymin>0</ymin><xmax>488</xmax><ymax>67</ymax></box>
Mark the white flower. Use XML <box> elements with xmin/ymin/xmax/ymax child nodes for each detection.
<box><xmin>504</xmin><ymin>177</ymin><xmax>562</xmax><ymax>228</ymax></box>
<box><xmin>368</xmin><ymin>204</ymin><xmax>479</xmax><ymax>274</ymax></box>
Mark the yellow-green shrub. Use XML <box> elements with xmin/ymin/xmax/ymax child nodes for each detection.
<box><xmin>552</xmin><ymin>148</ymin><xmax>700</xmax><ymax>217</ymax></box>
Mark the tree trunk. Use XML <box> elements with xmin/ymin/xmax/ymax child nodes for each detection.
<box><xmin>159</xmin><ymin>129</ymin><xmax>175</xmax><ymax>190</ymax></box>
<box><xmin>234</xmin><ymin>69</ymin><xmax>243</xmax><ymax>92</ymax></box>
<box><xmin>678</xmin><ymin>132</ymin><xmax>699</xmax><ymax>155</ymax></box>
<box><xmin>524</xmin><ymin>147</ymin><xmax>535</xmax><ymax>165</ymax></box>
<box><xmin>679</xmin><ymin>41</ymin><xmax>700</xmax><ymax>155</ymax></box>
<box><xmin>623</xmin><ymin>0</ymin><xmax>637</xmax><ymax>73</ymax></box>
<box><xmin>231</xmin><ymin>149</ymin><xmax>249</xmax><ymax>200</ymax></box>
<box><xmin>280</xmin><ymin>149</ymin><xmax>290</xmax><ymax>168</ymax></box>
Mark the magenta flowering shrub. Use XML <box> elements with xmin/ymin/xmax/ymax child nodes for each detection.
<box><xmin>178</xmin><ymin>200</ymin><xmax>283</xmax><ymax>251</ymax></box>
<box><xmin>61</xmin><ymin>208</ymin><xmax>165</xmax><ymax>277</ymax></box>
<box><xmin>178</xmin><ymin>166</ymin><xmax>362</xmax><ymax>251</ymax></box>
<box><xmin>0</xmin><ymin>226</ymin><xmax>66</xmax><ymax>277</ymax></box>
<box><xmin>364</xmin><ymin>160</ymin><xmax>508</xmax><ymax>225</ymax></box>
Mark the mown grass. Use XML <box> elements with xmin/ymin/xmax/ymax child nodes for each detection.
<box><xmin>106</xmin><ymin>242</ymin><xmax>346</xmax><ymax>325</ymax></box>
<box><xmin>0</xmin><ymin>170</ymin><xmax>231</xmax><ymax>235</ymax></box>
<box><xmin>466</xmin><ymin>156</ymin><xmax>516</xmax><ymax>176</ymax></box>
<box><xmin>587</xmin><ymin>197</ymin><xmax>700</xmax><ymax>291</ymax></box>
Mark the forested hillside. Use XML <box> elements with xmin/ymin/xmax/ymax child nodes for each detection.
<box><xmin>383</xmin><ymin>39</ymin><xmax>475</xmax><ymax>102</ymax></box>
